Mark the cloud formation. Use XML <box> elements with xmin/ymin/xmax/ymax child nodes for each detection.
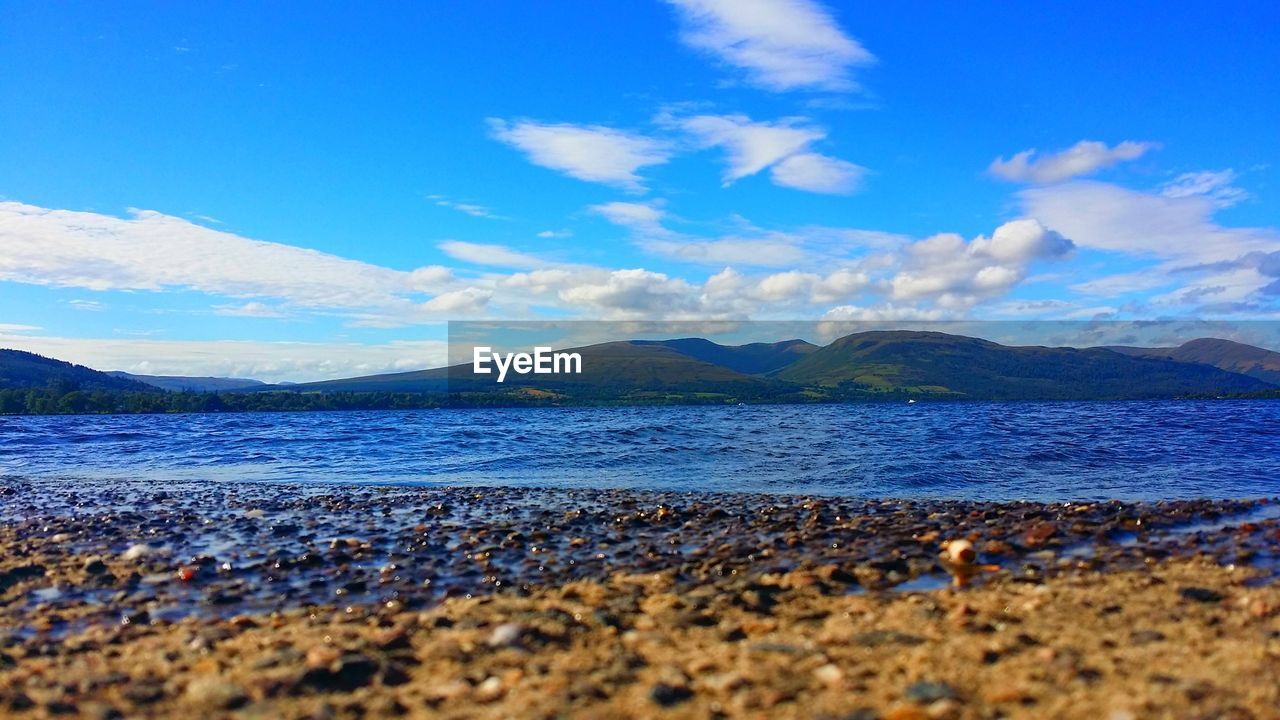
<box><xmin>1159</xmin><ymin>169</ymin><xmax>1250</xmax><ymax>208</ymax></box>
<box><xmin>487</xmin><ymin>119</ymin><xmax>672</xmax><ymax>192</ymax></box>
<box><xmin>889</xmin><ymin>219</ymin><xmax>1075</xmax><ymax>306</ymax></box>
<box><xmin>664</xmin><ymin>112</ymin><xmax>864</xmax><ymax>194</ymax></box>
<box><xmin>1020</xmin><ymin>181</ymin><xmax>1280</xmax><ymax>315</ymax></box>
<box><xmin>1020</xmin><ymin>181</ymin><xmax>1276</xmax><ymax>262</ymax></box>
<box><xmin>427</xmin><ymin>195</ymin><xmax>500</xmax><ymax>219</ymax></box>
<box><xmin>770</xmin><ymin>152</ymin><xmax>864</xmax><ymax>194</ymax></box>
<box><xmin>989</xmin><ymin>140</ymin><xmax>1156</xmax><ymax>184</ymax></box>
<box><xmin>437</xmin><ymin>241</ymin><xmax>548</xmax><ymax>270</ymax></box>
<box><xmin>665</xmin><ymin>0</ymin><xmax>875</xmax><ymax>92</ymax></box>
<box><xmin>0</xmin><ymin>201</ymin><xmax>478</xmax><ymax>325</ymax></box>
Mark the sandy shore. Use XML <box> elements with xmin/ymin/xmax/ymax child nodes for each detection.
<box><xmin>1</xmin><ymin>480</ymin><xmax>1278</xmax><ymax>719</ymax></box>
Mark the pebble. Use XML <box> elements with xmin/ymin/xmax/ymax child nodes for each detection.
<box><xmin>904</xmin><ymin>681</ymin><xmax>960</xmax><ymax>704</ymax></box>
<box><xmin>884</xmin><ymin>706</ymin><xmax>930</xmax><ymax>720</ymax></box>
<box><xmin>812</xmin><ymin>663</ymin><xmax>843</xmax><ymax>686</ymax></box>
<box><xmin>305</xmin><ymin>645</ymin><xmax>341</xmax><ymax>669</ymax></box>
<box><xmin>488</xmin><ymin>622</ymin><xmax>524</xmax><ymax>648</ymax></box>
<box><xmin>474</xmin><ymin>676</ymin><xmax>505</xmax><ymax>702</ymax></box>
<box><xmin>855</xmin><ymin>630</ymin><xmax>926</xmax><ymax>647</ymax></box>
<box><xmin>1179</xmin><ymin>587</ymin><xmax>1224</xmax><ymax>603</ymax></box>
<box><xmin>649</xmin><ymin>682</ymin><xmax>693</xmax><ymax>707</ymax></box>
<box><xmin>926</xmin><ymin>698</ymin><xmax>962</xmax><ymax>719</ymax></box>
<box><xmin>183</xmin><ymin>677</ymin><xmax>248</xmax><ymax>710</ymax></box>
<box><xmin>121</xmin><ymin>544</ymin><xmax>153</xmax><ymax>561</ymax></box>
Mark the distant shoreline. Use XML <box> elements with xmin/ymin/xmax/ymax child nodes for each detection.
<box><xmin>4</xmin><ymin>387</ymin><xmax>1280</xmax><ymax>416</ymax></box>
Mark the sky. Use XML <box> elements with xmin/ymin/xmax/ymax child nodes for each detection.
<box><xmin>2</xmin><ymin>1</ymin><xmax>1279</xmax><ymax>382</ymax></box>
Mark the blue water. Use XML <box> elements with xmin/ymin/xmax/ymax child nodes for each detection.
<box><xmin>1</xmin><ymin>400</ymin><xmax>1278</xmax><ymax>501</ymax></box>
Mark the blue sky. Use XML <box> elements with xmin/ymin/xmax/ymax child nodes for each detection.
<box><xmin>2</xmin><ymin>1</ymin><xmax>1278</xmax><ymax>380</ymax></box>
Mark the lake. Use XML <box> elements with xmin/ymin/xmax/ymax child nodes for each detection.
<box><xmin>1</xmin><ymin>400</ymin><xmax>1278</xmax><ymax>501</ymax></box>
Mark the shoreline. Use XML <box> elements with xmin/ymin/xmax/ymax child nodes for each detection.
<box><xmin>2</xmin><ymin>480</ymin><xmax>1278</xmax><ymax>718</ymax></box>
<box><xmin>5</xmin><ymin>394</ymin><xmax>1280</xmax><ymax>419</ymax></box>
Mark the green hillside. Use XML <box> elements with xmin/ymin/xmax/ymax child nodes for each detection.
<box><xmin>0</xmin><ymin>350</ymin><xmax>156</xmax><ymax>393</ymax></box>
<box><xmin>630</xmin><ymin>338</ymin><xmax>818</xmax><ymax>374</ymax></box>
<box><xmin>1107</xmin><ymin>338</ymin><xmax>1280</xmax><ymax>386</ymax></box>
<box><xmin>776</xmin><ymin>331</ymin><xmax>1274</xmax><ymax>400</ymax></box>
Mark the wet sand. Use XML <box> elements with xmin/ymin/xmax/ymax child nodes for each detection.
<box><xmin>1</xmin><ymin>479</ymin><xmax>1278</xmax><ymax>718</ymax></box>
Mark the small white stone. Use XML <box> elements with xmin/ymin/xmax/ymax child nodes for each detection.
<box><xmin>121</xmin><ymin>543</ymin><xmax>152</xmax><ymax>561</ymax></box>
<box><xmin>474</xmin><ymin>676</ymin><xmax>504</xmax><ymax>702</ymax></box>
<box><xmin>812</xmin><ymin>663</ymin><xmax>843</xmax><ymax>686</ymax></box>
<box><xmin>487</xmin><ymin>622</ymin><xmax>523</xmax><ymax>647</ymax></box>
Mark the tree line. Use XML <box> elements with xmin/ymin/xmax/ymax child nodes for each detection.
<box><xmin>0</xmin><ymin>386</ymin><xmax>445</xmax><ymax>415</ymax></box>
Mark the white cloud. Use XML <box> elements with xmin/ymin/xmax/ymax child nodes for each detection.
<box><xmin>666</xmin><ymin>112</ymin><xmax>863</xmax><ymax>194</ymax></box>
<box><xmin>557</xmin><ymin>269</ymin><xmax>700</xmax><ymax>318</ymax></box>
<box><xmin>1020</xmin><ymin>181</ymin><xmax>1277</xmax><ymax>262</ymax></box>
<box><xmin>537</xmin><ymin>229</ymin><xmax>573</xmax><ymax>239</ymax></box>
<box><xmin>0</xmin><ymin>323</ymin><xmax>41</xmax><ymax>333</ymax></box>
<box><xmin>645</xmin><ymin>237</ymin><xmax>808</xmax><ymax>266</ymax></box>
<box><xmin>591</xmin><ymin>199</ymin><xmax>895</xmax><ymax>269</ymax></box>
<box><xmin>665</xmin><ymin>0</ymin><xmax>875</xmax><ymax>92</ymax></box>
<box><xmin>488</xmin><ymin>118</ymin><xmax>671</xmax><ymax>192</ymax></box>
<box><xmin>1069</xmin><ymin>268</ymin><xmax>1174</xmax><ymax>297</ymax></box>
<box><xmin>1022</xmin><ymin>181</ymin><xmax>1280</xmax><ymax>314</ymax></box>
<box><xmin>676</xmin><ymin>114</ymin><xmax>823</xmax><ymax>181</ymax></box>
<box><xmin>0</xmin><ymin>332</ymin><xmax>448</xmax><ymax>384</ymax></box>
<box><xmin>420</xmin><ymin>287</ymin><xmax>492</xmax><ymax>313</ymax></box>
<box><xmin>700</xmin><ymin>266</ymin><xmax>869</xmax><ymax>308</ymax></box>
<box><xmin>989</xmin><ymin>140</ymin><xmax>1156</xmax><ymax>184</ymax></box>
<box><xmin>770</xmin><ymin>152</ymin><xmax>865</xmax><ymax>194</ymax></box>
<box><xmin>427</xmin><ymin>194</ymin><xmax>500</xmax><ymax>219</ymax></box>
<box><xmin>889</xmin><ymin>219</ymin><xmax>1074</xmax><ymax>305</ymax></box>
<box><xmin>590</xmin><ymin>201</ymin><xmax>668</xmax><ymax>231</ymax></box>
<box><xmin>437</xmin><ymin>241</ymin><xmax>548</xmax><ymax>269</ymax></box>
<box><xmin>821</xmin><ymin>304</ymin><xmax>948</xmax><ymax>321</ymax></box>
<box><xmin>0</xmin><ymin>202</ymin><xmax>457</xmax><ymax>313</ymax></box>
<box><xmin>213</xmin><ymin>302</ymin><xmax>290</xmax><ymax>318</ymax></box>
<box><xmin>1159</xmin><ymin>169</ymin><xmax>1250</xmax><ymax>208</ymax></box>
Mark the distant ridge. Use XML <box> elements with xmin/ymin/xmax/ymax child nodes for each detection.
<box><xmin>630</xmin><ymin>338</ymin><xmax>818</xmax><ymax>374</ymax></box>
<box><xmin>255</xmin><ymin>340</ymin><xmax>772</xmax><ymax>394</ymax></box>
<box><xmin>107</xmin><ymin>372</ymin><xmax>266</xmax><ymax>393</ymax></box>
<box><xmin>773</xmin><ymin>330</ymin><xmax>1273</xmax><ymax>400</ymax></box>
<box><xmin>256</xmin><ymin>331</ymin><xmax>1276</xmax><ymax>402</ymax></box>
<box><xmin>0</xmin><ymin>349</ymin><xmax>156</xmax><ymax>393</ymax></box>
<box><xmin>6</xmin><ymin>331</ymin><xmax>1280</xmax><ymax>411</ymax></box>
<box><xmin>1106</xmin><ymin>338</ymin><xmax>1280</xmax><ymax>386</ymax></box>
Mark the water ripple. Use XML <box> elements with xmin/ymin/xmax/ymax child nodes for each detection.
<box><xmin>2</xmin><ymin>400</ymin><xmax>1279</xmax><ymax>501</ymax></box>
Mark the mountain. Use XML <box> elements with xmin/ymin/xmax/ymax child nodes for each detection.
<box><xmin>260</xmin><ymin>366</ymin><xmax>449</xmax><ymax>393</ymax></box>
<box><xmin>775</xmin><ymin>331</ymin><xmax>1274</xmax><ymax>400</ymax></box>
<box><xmin>10</xmin><ymin>331</ymin><xmax>1278</xmax><ymax>412</ymax></box>
<box><xmin>263</xmin><ymin>340</ymin><xmax>786</xmax><ymax>399</ymax></box>
<box><xmin>107</xmin><ymin>372</ymin><xmax>266</xmax><ymax>392</ymax></box>
<box><xmin>630</xmin><ymin>338</ymin><xmax>818</xmax><ymax>374</ymax></box>
<box><xmin>257</xmin><ymin>332</ymin><xmax>1275</xmax><ymax>403</ymax></box>
<box><xmin>1105</xmin><ymin>338</ymin><xmax>1280</xmax><ymax>386</ymax></box>
<box><xmin>0</xmin><ymin>349</ymin><xmax>156</xmax><ymax>393</ymax></box>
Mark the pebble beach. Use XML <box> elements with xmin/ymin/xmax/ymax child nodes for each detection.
<box><xmin>2</xmin><ymin>479</ymin><xmax>1279</xmax><ymax>719</ymax></box>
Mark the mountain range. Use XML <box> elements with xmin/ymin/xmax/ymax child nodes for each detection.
<box><xmin>107</xmin><ymin>372</ymin><xmax>267</xmax><ymax>392</ymax></box>
<box><xmin>250</xmin><ymin>332</ymin><xmax>1279</xmax><ymax>402</ymax></box>
<box><xmin>3</xmin><ymin>333</ymin><xmax>1280</xmax><ymax>408</ymax></box>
